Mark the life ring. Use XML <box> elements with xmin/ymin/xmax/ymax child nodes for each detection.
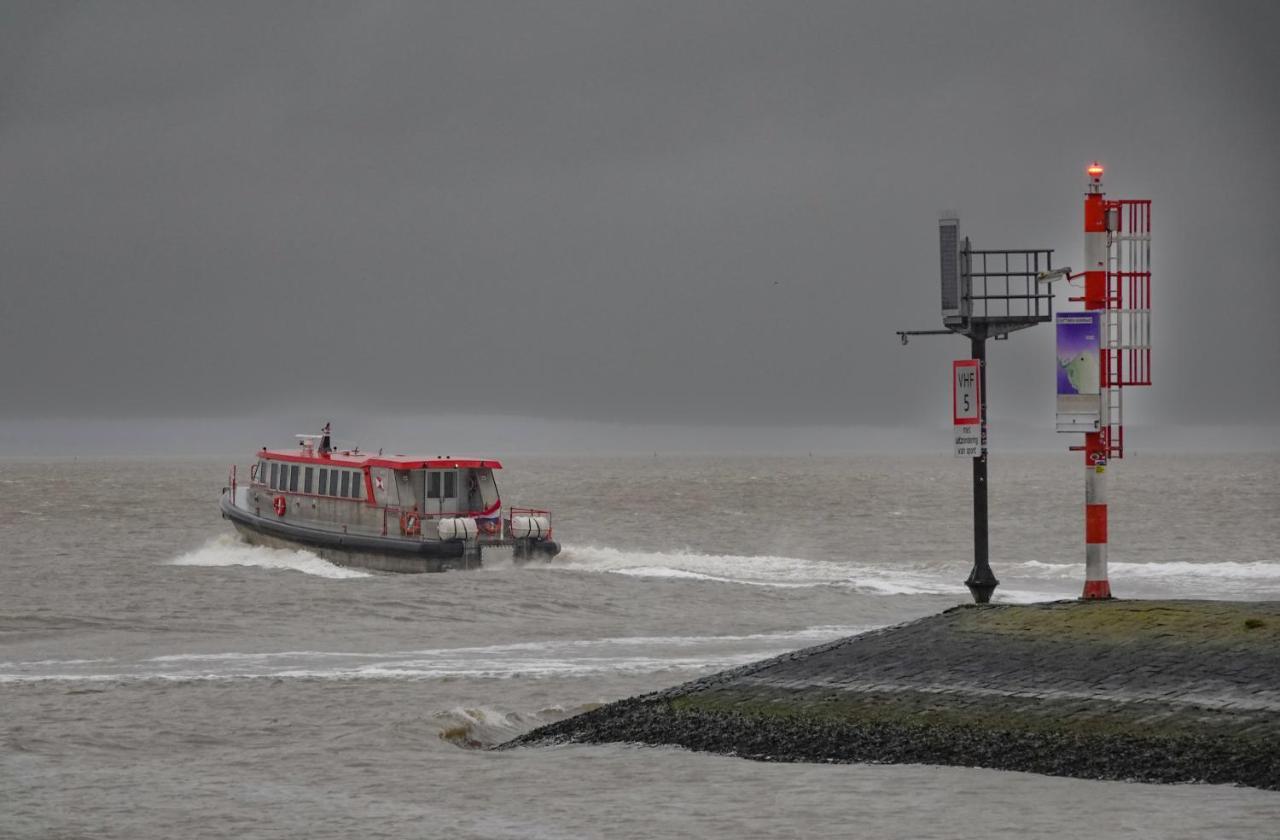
<box><xmin>273</xmin><ymin>495</ymin><xmax>287</xmax><ymax>516</ymax></box>
<box><xmin>400</xmin><ymin>512</ymin><xmax>421</xmax><ymax>536</ymax></box>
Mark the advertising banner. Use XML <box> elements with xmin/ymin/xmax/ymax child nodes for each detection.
<box><xmin>1055</xmin><ymin>312</ymin><xmax>1102</xmax><ymax>432</ymax></box>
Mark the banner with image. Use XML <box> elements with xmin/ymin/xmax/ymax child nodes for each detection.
<box><xmin>1055</xmin><ymin>312</ymin><xmax>1101</xmax><ymax>433</ymax></box>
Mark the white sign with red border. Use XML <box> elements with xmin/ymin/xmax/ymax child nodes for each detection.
<box><xmin>953</xmin><ymin>359</ymin><xmax>981</xmax><ymax>457</ymax></box>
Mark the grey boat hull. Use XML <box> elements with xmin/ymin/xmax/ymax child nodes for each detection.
<box><xmin>220</xmin><ymin>492</ymin><xmax>476</xmax><ymax>573</ymax></box>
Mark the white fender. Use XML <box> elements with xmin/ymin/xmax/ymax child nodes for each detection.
<box><xmin>437</xmin><ymin>517</ymin><xmax>478</xmax><ymax>541</ymax></box>
<box><xmin>510</xmin><ymin>515</ymin><xmax>551</xmax><ymax>539</ymax></box>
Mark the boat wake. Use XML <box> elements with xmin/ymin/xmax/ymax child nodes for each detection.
<box><xmin>170</xmin><ymin>535</ymin><xmax>370</xmax><ymax>579</ymax></box>
<box><xmin>556</xmin><ymin>544</ymin><xmax>1065</xmax><ymax>603</ymax></box>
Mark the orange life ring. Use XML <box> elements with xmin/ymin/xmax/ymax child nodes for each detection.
<box><xmin>273</xmin><ymin>495</ymin><xmax>287</xmax><ymax>516</ymax></box>
<box><xmin>400</xmin><ymin>512</ymin><xmax>421</xmax><ymax>536</ymax></box>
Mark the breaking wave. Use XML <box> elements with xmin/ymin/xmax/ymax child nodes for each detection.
<box><xmin>558</xmin><ymin>544</ymin><xmax>980</xmax><ymax>597</ymax></box>
<box><xmin>0</xmin><ymin>625</ymin><xmax>873</xmax><ymax>685</ymax></box>
<box><xmin>1018</xmin><ymin>559</ymin><xmax>1280</xmax><ymax>581</ymax></box>
<box><xmin>170</xmin><ymin>535</ymin><xmax>369</xmax><ymax>579</ymax></box>
<box><xmin>555</xmin><ymin>546</ymin><xmax>1280</xmax><ymax>601</ymax></box>
<box><xmin>433</xmin><ymin>703</ymin><xmax>602</xmax><ymax>749</ymax></box>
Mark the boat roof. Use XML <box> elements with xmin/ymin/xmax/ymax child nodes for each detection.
<box><xmin>259</xmin><ymin>449</ymin><xmax>501</xmax><ymax>470</ymax></box>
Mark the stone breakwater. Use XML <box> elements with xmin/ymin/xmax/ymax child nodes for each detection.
<box><xmin>505</xmin><ymin>601</ymin><xmax>1280</xmax><ymax>789</ymax></box>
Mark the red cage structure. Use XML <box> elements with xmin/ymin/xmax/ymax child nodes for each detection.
<box><xmin>1100</xmin><ymin>197</ymin><xmax>1152</xmax><ymax>459</ymax></box>
<box><xmin>1068</xmin><ymin>163</ymin><xmax>1152</xmax><ymax>598</ymax></box>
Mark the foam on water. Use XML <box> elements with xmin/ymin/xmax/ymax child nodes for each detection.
<box><xmin>992</xmin><ymin>587</ymin><xmax>1075</xmax><ymax>605</ymax></box>
<box><xmin>434</xmin><ymin>705</ymin><xmax>568</xmax><ymax>748</ymax></box>
<box><xmin>170</xmin><ymin>534</ymin><xmax>370</xmax><ymax>579</ymax></box>
<box><xmin>559</xmin><ymin>544</ymin><xmax>966</xmax><ymax>596</ymax></box>
<box><xmin>0</xmin><ymin>658</ymin><xmax>116</xmax><ymax>669</ymax></box>
<box><xmin>1019</xmin><ymin>559</ymin><xmax>1280</xmax><ymax>581</ymax></box>
<box><xmin>557</xmin><ymin>546</ymin><xmax>1280</xmax><ymax>601</ymax></box>
<box><xmin>1010</xmin><ymin>559</ymin><xmax>1280</xmax><ymax>599</ymax></box>
<box><xmin>0</xmin><ymin>653</ymin><xmax>770</xmax><ymax>684</ymax></box>
<box><xmin>0</xmin><ymin>625</ymin><xmax>875</xmax><ymax>684</ymax></box>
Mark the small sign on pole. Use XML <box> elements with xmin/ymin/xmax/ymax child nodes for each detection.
<box><xmin>953</xmin><ymin>359</ymin><xmax>981</xmax><ymax>457</ymax></box>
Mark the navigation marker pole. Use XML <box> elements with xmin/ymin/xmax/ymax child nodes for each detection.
<box><xmin>899</xmin><ymin>217</ymin><xmax>1054</xmax><ymax>604</ymax></box>
<box><xmin>1051</xmin><ymin>163</ymin><xmax>1152</xmax><ymax>601</ymax></box>
<box><xmin>965</xmin><ymin>336</ymin><xmax>998</xmax><ymax>603</ymax></box>
<box><xmin>1082</xmin><ymin>165</ymin><xmax>1112</xmax><ymax>599</ymax></box>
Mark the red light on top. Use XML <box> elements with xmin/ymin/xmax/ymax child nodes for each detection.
<box><xmin>1086</xmin><ymin>162</ymin><xmax>1104</xmax><ymax>179</ymax></box>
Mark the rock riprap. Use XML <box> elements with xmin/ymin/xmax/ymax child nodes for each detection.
<box><xmin>504</xmin><ymin>600</ymin><xmax>1280</xmax><ymax>789</ymax></box>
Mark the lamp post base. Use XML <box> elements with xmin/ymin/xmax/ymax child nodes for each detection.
<box><xmin>965</xmin><ymin>567</ymin><xmax>1000</xmax><ymax>604</ymax></box>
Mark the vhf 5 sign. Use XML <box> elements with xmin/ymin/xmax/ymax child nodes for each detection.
<box><xmin>953</xmin><ymin>359</ymin><xmax>981</xmax><ymax>457</ymax></box>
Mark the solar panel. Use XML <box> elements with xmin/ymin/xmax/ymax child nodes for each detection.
<box><xmin>940</xmin><ymin>217</ymin><xmax>961</xmax><ymax>315</ymax></box>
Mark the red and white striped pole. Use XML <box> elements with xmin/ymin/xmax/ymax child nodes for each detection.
<box><xmin>1081</xmin><ymin>162</ymin><xmax>1111</xmax><ymax>600</ymax></box>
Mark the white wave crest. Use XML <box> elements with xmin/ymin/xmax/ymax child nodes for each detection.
<box><xmin>1017</xmin><ymin>559</ymin><xmax>1280</xmax><ymax>581</ymax></box>
<box><xmin>558</xmin><ymin>544</ymin><xmax>965</xmax><ymax>596</ymax></box>
<box><xmin>0</xmin><ymin>625</ymin><xmax>875</xmax><ymax>684</ymax></box>
<box><xmin>0</xmin><ymin>658</ymin><xmax>116</xmax><ymax>669</ymax></box>
<box><xmin>170</xmin><ymin>534</ymin><xmax>369</xmax><ymax>579</ymax></box>
<box><xmin>993</xmin><ymin>587</ymin><xmax>1075</xmax><ymax>605</ymax></box>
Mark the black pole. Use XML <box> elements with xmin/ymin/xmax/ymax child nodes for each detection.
<box><xmin>964</xmin><ymin>334</ymin><xmax>999</xmax><ymax>603</ymax></box>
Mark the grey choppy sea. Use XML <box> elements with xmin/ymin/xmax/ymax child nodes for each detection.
<box><xmin>3</xmin><ymin>453</ymin><xmax>1279</xmax><ymax>839</ymax></box>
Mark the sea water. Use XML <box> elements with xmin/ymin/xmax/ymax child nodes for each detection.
<box><xmin>2</xmin><ymin>454</ymin><xmax>1278</xmax><ymax>838</ymax></box>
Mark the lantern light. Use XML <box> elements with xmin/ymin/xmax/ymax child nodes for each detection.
<box><xmin>1087</xmin><ymin>162</ymin><xmax>1105</xmax><ymax>180</ymax></box>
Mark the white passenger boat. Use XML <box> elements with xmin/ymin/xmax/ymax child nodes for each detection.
<box><xmin>219</xmin><ymin>425</ymin><xmax>559</xmax><ymax>572</ymax></box>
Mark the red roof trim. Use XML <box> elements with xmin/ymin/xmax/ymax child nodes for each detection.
<box><xmin>257</xmin><ymin>450</ymin><xmax>502</xmax><ymax>470</ymax></box>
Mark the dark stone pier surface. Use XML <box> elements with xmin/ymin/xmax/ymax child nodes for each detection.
<box><xmin>505</xmin><ymin>601</ymin><xmax>1280</xmax><ymax>789</ymax></box>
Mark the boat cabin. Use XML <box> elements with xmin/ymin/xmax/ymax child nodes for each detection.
<box><xmin>249</xmin><ymin>443</ymin><xmax>504</xmax><ymax>537</ymax></box>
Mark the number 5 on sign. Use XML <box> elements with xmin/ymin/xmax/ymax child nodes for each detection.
<box><xmin>953</xmin><ymin>360</ymin><xmax>981</xmax><ymax>424</ymax></box>
<box><xmin>953</xmin><ymin>359</ymin><xmax>981</xmax><ymax>457</ymax></box>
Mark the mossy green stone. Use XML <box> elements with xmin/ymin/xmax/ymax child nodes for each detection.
<box><xmin>506</xmin><ymin>600</ymin><xmax>1280</xmax><ymax>790</ymax></box>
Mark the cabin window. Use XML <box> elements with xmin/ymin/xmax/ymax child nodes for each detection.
<box><xmin>304</xmin><ymin>467</ymin><xmax>314</xmax><ymax>493</ymax></box>
<box><xmin>340</xmin><ymin>471</ymin><xmax>350</xmax><ymax>497</ymax></box>
<box><xmin>258</xmin><ymin>459</ymin><xmax>268</xmax><ymax>484</ymax></box>
<box><xmin>289</xmin><ymin>465</ymin><xmax>299</xmax><ymax>492</ymax></box>
<box><xmin>427</xmin><ymin>472</ymin><xmax>442</xmax><ymax>499</ymax></box>
<box><xmin>270</xmin><ymin>462</ymin><xmax>279</xmax><ymax>489</ymax></box>
<box><xmin>443</xmin><ymin>472</ymin><xmax>456</xmax><ymax>499</ymax></box>
<box><xmin>318</xmin><ymin>469</ymin><xmax>328</xmax><ymax>495</ymax></box>
<box><xmin>351</xmin><ymin>472</ymin><xmax>364</xmax><ymax>500</ymax></box>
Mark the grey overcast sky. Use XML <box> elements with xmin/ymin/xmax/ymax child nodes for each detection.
<box><xmin>1</xmin><ymin>1</ymin><xmax>1277</xmax><ymax>446</ymax></box>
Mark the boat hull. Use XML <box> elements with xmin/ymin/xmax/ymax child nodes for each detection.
<box><xmin>220</xmin><ymin>493</ymin><xmax>478</xmax><ymax>573</ymax></box>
